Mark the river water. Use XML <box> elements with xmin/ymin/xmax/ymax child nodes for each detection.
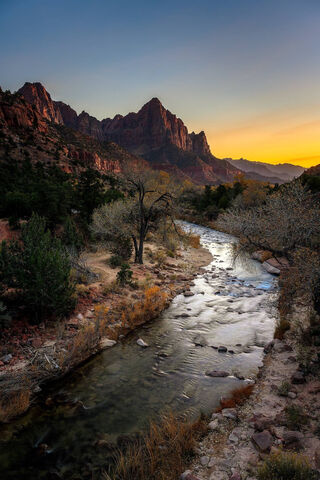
<box><xmin>0</xmin><ymin>223</ymin><xmax>278</xmax><ymax>479</ymax></box>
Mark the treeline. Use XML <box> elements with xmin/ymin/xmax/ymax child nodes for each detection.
<box><xmin>0</xmin><ymin>159</ymin><xmax>124</xmax><ymax>325</ymax></box>
<box><xmin>0</xmin><ymin>158</ymin><xmax>123</xmax><ymax>230</ymax></box>
<box><xmin>179</xmin><ymin>175</ymin><xmax>278</xmax><ymax>222</ymax></box>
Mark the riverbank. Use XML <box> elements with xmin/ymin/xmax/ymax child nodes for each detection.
<box><xmin>0</xmin><ymin>239</ymin><xmax>212</xmax><ymax>423</ymax></box>
<box><xmin>186</xmin><ymin>305</ymin><xmax>320</xmax><ymax>480</ymax></box>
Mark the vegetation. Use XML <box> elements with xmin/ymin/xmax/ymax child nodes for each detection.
<box><xmin>217</xmin><ymin>181</ymin><xmax>320</xmax><ymax>315</ymax></box>
<box><xmin>91</xmin><ymin>169</ymin><xmax>175</xmax><ymax>264</ymax></box>
<box><xmin>257</xmin><ymin>451</ymin><xmax>317</xmax><ymax>480</ymax></box>
<box><xmin>0</xmin><ymin>158</ymin><xmax>122</xmax><ymax>230</ymax></box>
<box><xmin>106</xmin><ymin>412</ymin><xmax>207</xmax><ymax>480</ymax></box>
<box><xmin>0</xmin><ymin>214</ymin><xmax>75</xmax><ymax>321</ymax></box>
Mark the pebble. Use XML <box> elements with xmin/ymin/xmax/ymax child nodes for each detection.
<box><xmin>137</xmin><ymin>338</ymin><xmax>149</xmax><ymax>348</ymax></box>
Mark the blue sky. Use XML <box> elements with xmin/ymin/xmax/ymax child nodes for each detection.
<box><xmin>1</xmin><ymin>0</ymin><xmax>319</xmax><ymax>165</ymax></box>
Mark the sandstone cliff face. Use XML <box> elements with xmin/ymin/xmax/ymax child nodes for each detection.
<box><xmin>18</xmin><ymin>82</ymin><xmax>63</xmax><ymax>124</ymax></box>
<box><xmin>101</xmin><ymin>97</ymin><xmax>211</xmax><ymax>157</ymax></box>
<box><xmin>0</xmin><ymin>87</ymin><xmax>144</xmax><ymax>177</ymax></box>
<box><xmin>17</xmin><ymin>82</ymin><xmax>243</xmax><ymax>184</ymax></box>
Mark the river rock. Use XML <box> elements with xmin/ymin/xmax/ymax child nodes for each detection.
<box><xmin>208</xmin><ymin>419</ymin><xmax>220</xmax><ymax>431</ymax></box>
<box><xmin>184</xmin><ymin>291</ymin><xmax>194</xmax><ymax>297</ymax></box>
<box><xmin>137</xmin><ymin>338</ymin><xmax>149</xmax><ymax>348</ymax></box>
<box><xmin>222</xmin><ymin>408</ymin><xmax>238</xmax><ymax>420</ymax></box>
<box><xmin>200</xmin><ymin>456</ymin><xmax>210</xmax><ymax>466</ymax></box>
<box><xmin>251</xmin><ymin>430</ymin><xmax>273</xmax><ymax>452</ymax></box>
<box><xmin>100</xmin><ymin>338</ymin><xmax>117</xmax><ymax>349</ymax></box>
<box><xmin>218</xmin><ymin>346</ymin><xmax>228</xmax><ymax>353</ymax></box>
<box><xmin>206</xmin><ymin>370</ymin><xmax>229</xmax><ymax>377</ymax></box>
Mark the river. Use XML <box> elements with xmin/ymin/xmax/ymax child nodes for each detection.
<box><xmin>0</xmin><ymin>223</ymin><xmax>278</xmax><ymax>479</ymax></box>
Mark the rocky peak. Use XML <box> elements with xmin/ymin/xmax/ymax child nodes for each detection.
<box><xmin>18</xmin><ymin>82</ymin><xmax>63</xmax><ymax>124</ymax></box>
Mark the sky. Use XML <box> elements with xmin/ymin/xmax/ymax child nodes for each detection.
<box><xmin>0</xmin><ymin>0</ymin><xmax>319</xmax><ymax>167</ymax></box>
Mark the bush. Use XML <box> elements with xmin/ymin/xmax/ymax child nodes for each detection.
<box><xmin>278</xmin><ymin>381</ymin><xmax>290</xmax><ymax>397</ymax></box>
<box><xmin>61</xmin><ymin>216</ymin><xmax>83</xmax><ymax>254</ymax></box>
<box><xmin>257</xmin><ymin>451</ymin><xmax>317</xmax><ymax>480</ymax></box>
<box><xmin>116</xmin><ymin>264</ymin><xmax>133</xmax><ymax>286</ymax></box>
<box><xmin>108</xmin><ymin>255</ymin><xmax>123</xmax><ymax>268</ymax></box>
<box><xmin>0</xmin><ymin>214</ymin><xmax>76</xmax><ymax>321</ymax></box>
<box><xmin>285</xmin><ymin>405</ymin><xmax>308</xmax><ymax>429</ymax></box>
<box><xmin>110</xmin><ymin>236</ymin><xmax>133</xmax><ymax>261</ymax></box>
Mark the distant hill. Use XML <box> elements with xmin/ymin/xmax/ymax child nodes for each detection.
<box><xmin>226</xmin><ymin>158</ymin><xmax>305</xmax><ymax>183</ymax></box>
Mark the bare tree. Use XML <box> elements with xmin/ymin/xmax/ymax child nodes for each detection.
<box><xmin>91</xmin><ymin>169</ymin><xmax>175</xmax><ymax>264</ymax></box>
<box><xmin>217</xmin><ymin>181</ymin><xmax>320</xmax><ymax>261</ymax></box>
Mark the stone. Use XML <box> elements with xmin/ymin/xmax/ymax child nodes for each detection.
<box><xmin>251</xmin><ymin>430</ymin><xmax>273</xmax><ymax>452</ymax></box>
<box><xmin>1</xmin><ymin>354</ymin><xmax>12</xmax><ymax>364</ymax></box>
<box><xmin>137</xmin><ymin>338</ymin><xmax>149</xmax><ymax>347</ymax></box>
<box><xmin>222</xmin><ymin>408</ymin><xmax>238</xmax><ymax>420</ymax></box>
<box><xmin>184</xmin><ymin>291</ymin><xmax>194</xmax><ymax>297</ymax></box>
<box><xmin>288</xmin><ymin>391</ymin><xmax>297</xmax><ymax>399</ymax></box>
<box><xmin>100</xmin><ymin>338</ymin><xmax>117</xmax><ymax>349</ymax></box>
<box><xmin>206</xmin><ymin>370</ymin><xmax>230</xmax><ymax>378</ymax></box>
<box><xmin>218</xmin><ymin>346</ymin><xmax>228</xmax><ymax>353</ymax></box>
<box><xmin>77</xmin><ymin>313</ymin><xmax>85</xmax><ymax>321</ymax></box>
<box><xmin>200</xmin><ymin>456</ymin><xmax>210</xmax><ymax>466</ymax></box>
<box><xmin>291</xmin><ymin>371</ymin><xmax>306</xmax><ymax>384</ymax></box>
<box><xmin>208</xmin><ymin>419</ymin><xmax>220</xmax><ymax>431</ymax></box>
<box><xmin>228</xmin><ymin>431</ymin><xmax>239</xmax><ymax>444</ymax></box>
<box><xmin>229</xmin><ymin>473</ymin><xmax>241</xmax><ymax>480</ymax></box>
<box><xmin>283</xmin><ymin>430</ymin><xmax>304</xmax><ymax>450</ymax></box>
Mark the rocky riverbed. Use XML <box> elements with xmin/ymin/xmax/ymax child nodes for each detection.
<box><xmin>0</xmin><ymin>223</ymin><xmax>279</xmax><ymax>479</ymax></box>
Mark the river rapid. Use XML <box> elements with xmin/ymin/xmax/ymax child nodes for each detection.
<box><xmin>0</xmin><ymin>223</ymin><xmax>278</xmax><ymax>479</ymax></box>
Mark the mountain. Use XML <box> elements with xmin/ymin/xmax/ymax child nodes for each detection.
<box><xmin>226</xmin><ymin>158</ymin><xmax>305</xmax><ymax>183</ymax></box>
<box><xmin>17</xmin><ymin>82</ymin><xmax>242</xmax><ymax>184</ymax></box>
<box><xmin>0</xmin><ymin>87</ymin><xmax>144</xmax><ymax>175</ymax></box>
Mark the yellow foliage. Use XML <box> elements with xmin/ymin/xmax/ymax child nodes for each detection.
<box><xmin>0</xmin><ymin>389</ymin><xmax>31</xmax><ymax>422</ymax></box>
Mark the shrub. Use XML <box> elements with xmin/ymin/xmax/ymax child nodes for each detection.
<box><xmin>0</xmin><ymin>214</ymin><xmax>76</xmax><ymax>321</ymax></box>
<box><xmin>108</xmin><ymin>255</ymin><xmax>124</xmax><ymax>268</ymax></box>
<box><xmin>278</xmin><ymin>381</ymin><xmax>290</xmax><ymax>397</ymax></box>
<box><xmin>188</xmin><ymin>234</ymin><xmax>200</xmax><ymax>249</ymax></box>
<box><xmin>116</xmin><ymin>264</ymin><xmax>133</xmax><ymax>286</ymax></box>
<box><xmin>0</xmin><ymin>388</ymin><xmax>31</xmax><ymax>423</ymax></box>
<box><xmin>154</xmin><ymin>249</ymin><xmax>166</xmax><ymax>268</ymax></box>
<box><xmin>61</xmin><ymin>216</ymin><xmax>83</xmax><ymax>254</ymax></box>
<box><xmin>257</xmin><ymin>451</ymin><xmax>317</xmax><ymax>480</ymax></box>
<box><xmin>216</xmin><ymin>384</ymin><xmax>254</xmax><ymax>411</ymax></box>
<box><xmin>110</xmin><ymin>236</ymin><xmax>133</xmax><ymax>261</ymax></box>
<box><xmin>285</xmin><ymin>405</ymin><xmax>308</xmax><ymax>429</ymax></box>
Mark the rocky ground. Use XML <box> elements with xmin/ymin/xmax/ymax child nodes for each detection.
<box><xmin>183</xmin><ymin>307</ymin><xmax>320</xmax><ymax>480</ymax></box>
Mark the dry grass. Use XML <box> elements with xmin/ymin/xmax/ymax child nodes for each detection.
<box><xmin>257</xmin><ymin>451</ymin><xmax>317</xmax><ymax>480</ymax></box>
<box><xmin>188</xmin><ymin>234</ymin><xmax>201</xmax><ymax>249</ymax></box>
<box><xmin>274</xmin><ymin>316</ymin><xmax>290</xmax><ymax>340</ymax></box>
<box><xmin>118</xmin><ymin>286</ymin><xmax>168</xmax><ymax>329</ymax></box>
<box><xmin>105</xmin><ymin>412</ymin><xmax>207</xmax><ymax>480</ymax></box>
<box><xmin>0</xmin><ymin>388</ymin><xmax>31</xmax><ymax>422</ymax></box>
<box><xmin>216</xmin><ymin>384</ymin><xmax>254</xmax><ymax>411</ymax></box>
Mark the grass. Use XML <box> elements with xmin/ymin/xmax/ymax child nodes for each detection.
<box><xmin>278</xmin><ymin>381</ymin><xmax>291</xmax><ymax>397</ymax></box>
<box><xmin>257</xmin><ymin>451</ymin><xmax>317</xmax><ymax>480</ymax></box>
<box><xmin>216</xmin><ymin>384</ymin><xmax>254</xmax><ymax>411</ymax></box>
<box><xmin>104</xmin><ymin>412</ymin><xmax>207</xmax><ymax>480</ymax></box>
<box><xmin>285</xmin><ymin>405</ymin><xmax>308</xmax><ymax>430</ymax></box>
<box><xmin>0</xmin><ymin>388</ymin><xmax>31</xmax><ymax>422</ymax></box>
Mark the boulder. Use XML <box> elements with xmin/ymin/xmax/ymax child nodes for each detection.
<box><xmin>251</xmin><ymin>430</ymin><xmax>273</xmax><ymax>452</ymax></box>
<box><xmin>283</xmin><ymin>430</ymin><xmax>304</xmax><ymax>450</ymax></box>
